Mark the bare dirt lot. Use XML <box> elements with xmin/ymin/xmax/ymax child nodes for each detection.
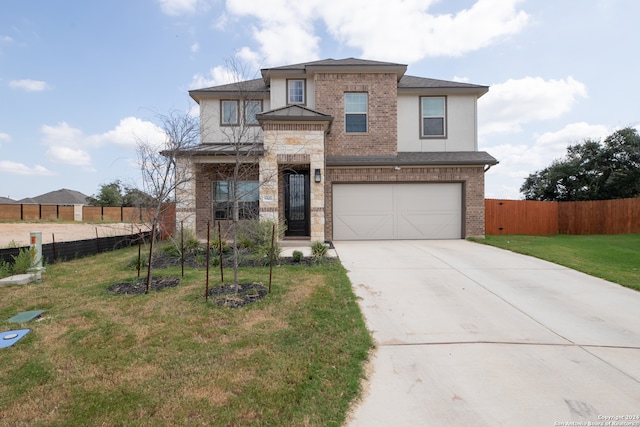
<box><xmin>0</xmin><ymin>222</ymin><xmax>151</xmax><ymax>247</ymax></box>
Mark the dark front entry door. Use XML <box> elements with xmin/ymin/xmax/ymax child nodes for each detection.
<box><xmin>284</xmin><ymin>171</ymin><xmax>310</xmax><ymax>236</ymax></box>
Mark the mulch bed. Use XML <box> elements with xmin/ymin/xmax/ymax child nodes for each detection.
<box><xmin>151</xmin><ymin>251</ymin><xmax>334</xmax><ymax>269</ymax></box>
<box><xmin>207</xmin><ymin>283</ymin><xmax>269</xmax><ymax>308</ymax></box>
<box><xmin>107</xmin><ymin>277</ymin><xmax>180</xmax><ymax>295</ymax></box>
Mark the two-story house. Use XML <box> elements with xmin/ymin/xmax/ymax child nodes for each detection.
<box><xmin>177</xmin><ymin>58</ymin><xmax>497</xmax><ymax>241</ymax></box>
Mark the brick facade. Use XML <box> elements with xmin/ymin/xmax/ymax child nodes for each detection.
<box><xmin>314</xmin><ymin>73</ymin><xmax>398</xmax><ymax>157</ymax></box>
<box><xmin>324</xmin><ymin>165</ymin><xmax>486</xmax><ymax>239</ymax></box>
<box><xmin>194</xmin><ymin>162</ymin><xmax>259</xmax><ymax>239</ymax></box>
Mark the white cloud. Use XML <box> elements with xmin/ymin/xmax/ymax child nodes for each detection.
<box><xmin>40</xmin><ymin>118</ymin><xmax>166</xmax><ymax>168</ymax></box>
<box><xmin>9</xmin><ymin>79</ymin><xmax>50</xmax><ymax>92</ymax></box>
<box><xmin>535</xmin><ymin>122</ymin><xmax>610</xmax><ymax>151</ymax></box>
<box><xmin>482</xmin><ymin>122</ymin><xmax>612</xmax><ymax>199</ymax></box>
<box><xmin>224</xmin><ymin>0</ymin><xmax>528</xmax><ymax>65</ymax></box>
<box><xmin>89</xmin><ymin>117</ymin><xmax>166</xmax><ymax>149</ymax></box>
<box><xmin>0</xmin><ymin>133</ymin><xmax>10</xmax><ymax>142</ymax></box>
<box><xmin>1</xmin><ymin>35</ymin><xmax>13</xmax><ymax>43</ymax></box>
<box><xmin>158</xmin><ymin>0</ymin><xmax>201</xmax><ymax>15</ymax></box>
<box><xmin>0</xmin><ymin>161</ymin><xmax>54</xmax><ymax>176</ymax></box>
<box><xmin>479</xmin><ymin>76</ymin><xmax>587</xmax><ymax>135</ymax></box>
<box><xmin>191</xmin><ymin>42</ymin><xmax>200</xmax><ymax>53</ymax></box>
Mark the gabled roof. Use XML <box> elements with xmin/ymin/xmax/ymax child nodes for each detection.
<box><xmin>256</xmin><ymin>105</ymin><xmax>333</xmax><ymax>131</ymax></box>
<box><xmin>326</xmin><ymin>151</ymin><xmax>498</xmax><ymax>167</ymax></box>
<box><xmin>0</xmin><ymin>196</ymin><xmax>16</xmax><ymax>204</ymax></box>
<box><xmin>19</xmin><ymin>188</ymin><xmax>89</xmax><ymax>205</ymax></box>
<box><xmin>261</xmin><ymin>57</ymin><xmax>407</xmax><ymax>83</ymax></box>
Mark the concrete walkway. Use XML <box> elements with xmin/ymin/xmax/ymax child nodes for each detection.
<box><xmin>336</xmin><ymin>240</ymin><xmax>640</xmax><ymax>426</ymax></box>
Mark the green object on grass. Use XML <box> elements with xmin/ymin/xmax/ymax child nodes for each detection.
<box><xmin>7</xmin><ymin>310</ymin><xmax>45</xmax><ymax>323</ymax></box>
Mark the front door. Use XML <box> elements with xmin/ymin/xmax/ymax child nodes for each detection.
<box><xmin>284</xmin><ymin>171</ymin><xmax>310</xmax><ymax>236</ymax></box>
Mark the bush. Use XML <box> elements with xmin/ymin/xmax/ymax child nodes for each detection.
<box><xmin>164</xmin><ymin>228</ymin><xmax>200</xmax><ymax>257</ymax></box>
<box><xmin>311</xmin><ymin>241</ymin><xmax>328</xmax><ymax>259</ymax></box>
<box><xmin>292</xmin><ymin>250</ymin><xmax>304</xmax><ymax>263</ymax></box>
<box><xmin>236</xmin><ymin>219</ymin><xmax>285</xmax><ymax>250</ymax></box>
<box><xmin>11</xmin><ymin>248</ymin><xmax>33</xmax><ymax>274</ymax></box>
<box><xmin>0</xmin><ymin>259</ymin><xmax>11</xmax><ymax>279</ymax></box>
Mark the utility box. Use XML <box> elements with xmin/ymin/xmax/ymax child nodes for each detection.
<box><xmin>28</xmin><ymin>231</ymin><xmax>44</xmax><ymax>282</ymax></box>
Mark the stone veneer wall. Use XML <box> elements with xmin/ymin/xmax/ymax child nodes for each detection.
<box><xmin>324</xmin><ymin>166</ymin><xmax>486</xmax><ymax>240</ymax></box>
<box><xmin>260</xmin><ymin>123</ymin><xmax>326</xmax><ymax>241</ymax></box>
<box><xmin>314</xmin><ymin>73</ymin><xmax>398</xmax><ymax>157</ymax></box>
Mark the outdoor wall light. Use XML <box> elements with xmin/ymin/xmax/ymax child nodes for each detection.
<box><xmin>314</xmin><ymin>168</ymin><xmax>322</xmax><ymax>183</ymax></box>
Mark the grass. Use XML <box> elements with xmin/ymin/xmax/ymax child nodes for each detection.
<box><xmin>0</xmin><ymin>245</ymin><xmax>373</xmax><ymax>426</ymax></box>
<box><xmin>471</xmin><ymin>234</ymin><xmax>640</xmax><ymax>291</ymax></box>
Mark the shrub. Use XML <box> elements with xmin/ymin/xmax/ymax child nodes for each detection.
<box><xmin>311</xmin><ymin>241</ymin><xmax>328</xmax><ymax>259</ymax></box>
<box><xmin>11</xmin><ymin>248</ymin><xmax>33</xmax><ymax>274</ymax></box>
<box><xmin>0</xmin><ymin>259</ymin><xmax>11</xmax><ymax>279</ymax></box>
<box><xmin>237</xmin><ymin>219</ymin><xmax>285</xmax><ymax>247</ymax></box>
<box><xmin>164</xmin><ymin>228</ymin><xmax>200</xmax><ymax>257</ymax></box>
<box><xmin>292</xmin><ymin>250</ymin><xmax>304</xmax><ymax>263</ymax></box>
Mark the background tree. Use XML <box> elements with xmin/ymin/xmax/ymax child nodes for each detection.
<box><xmin>87</xmin><ymin>181</ymin><xmax>124</xmax><ymax>206</ymax></box>
<box><xmin>521</xmin><ymin>127</ymin><xmax>640</xmax><ymax>201</ymax></box>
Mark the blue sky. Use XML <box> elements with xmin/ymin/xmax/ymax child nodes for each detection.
<box><xmin>1</xmin><ymin>0</ymin><xmax>638</xmax><ymax>201</ymax></box>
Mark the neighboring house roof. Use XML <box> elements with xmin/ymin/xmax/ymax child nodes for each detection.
<box><xmin>326</xmin><ymin>151</ymin><xmax>498</xmax><ymax>167</ymax></box>
<box><xmin>0</xmin><ymin>197</ymin><xmax>16</xmax><ymax>204</ymax></box>
<box><xmin>18</xmin><ymin>189</ymin><xmax>89</xmax><ymax>205</ymax></box>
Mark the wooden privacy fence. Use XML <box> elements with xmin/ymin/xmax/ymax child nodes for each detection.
<box><xmin>486</xmin><ymin>198</ymin><xmax>640</xmax><ymax>235</ymax></box>
<box><xmin>0</xmin><ymin>204</ymin><xmax>157</xmax><ymax>222</ymax></box>
<box><xmin>0</xmin><ymin>204</ymin><xmax>176</xmax><ymax>239</ymax></box>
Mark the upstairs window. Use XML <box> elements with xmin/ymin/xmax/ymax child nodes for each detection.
<box><xmin>345</xmin><ymin>93</ymin><xmax>368</xmax><ymax>133</ymax></box>
<box><xmin>244</xmin><ymin>100</ymin><xmax>262</xmax><ymax>125</ymax></box>
<box><xmin>221</xmin><ymin>100</ymin><xmax>238</xmax><ymax>125</ymax></box>
<box><xmin>287</xmin><ymin>79</ymin><xmax>305</xmax><ymax>104</ymax></box>
<box><xmin>421</xmin><ymin>96</ymin><xmax>446</xmax><ymax>137</ymax></box>
<box><xmin>213</xmin><ymin>181</ymin><xmax>259</xmax><ymax>220</ymax></box>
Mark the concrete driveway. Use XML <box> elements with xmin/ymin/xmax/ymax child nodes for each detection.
<box><xmin>335</xmin><ymin>240</ymin><xmax>640</xmax><ymax>426</ymax></box>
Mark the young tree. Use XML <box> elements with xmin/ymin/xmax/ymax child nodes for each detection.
<box><xmin>215</xmin><ymin>57</ymin><xmax>274</xmax><ymax>287</ymax></box>
<box><xmin>136</xmin><ymin>110</ymin><xmax>199</xmax><ymax>287</ymax></box>
<box><xmin>521</xmin><ymin>127</ymin><xmax>640</xmax><ymax>201</ymax></box>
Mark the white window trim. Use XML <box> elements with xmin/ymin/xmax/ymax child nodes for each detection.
<box><xmin>420</xmin><ymin>96</ymin><xmax>447</xmax><ymax>138</ymax></box>
<box><xmin>345</xmin><ymin>92</ymin><xmax>368</xmax><ymax>133</ymax></box>
<box><xmin>287</xmin><ymin>79</ymin><xmax>306</xmax><ymax>105</ymax></box>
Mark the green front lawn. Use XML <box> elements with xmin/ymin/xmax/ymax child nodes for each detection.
<box><xmin>472</xmin><ymin>234</ymin><xmax>640</xmax><ymax>291</ymax></box>
<box><xmin>0</xmin><ymin>246</ymin><xmax>373</xmax><ymax>426</ymax></box>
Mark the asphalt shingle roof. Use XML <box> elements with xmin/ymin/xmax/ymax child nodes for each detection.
<box><xmin>326</xmin><ymin>151</ymin><xmax>498</xmax><ymax>167</ymax></box>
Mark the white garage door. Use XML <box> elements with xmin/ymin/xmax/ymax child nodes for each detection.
<box><xmin>333</xmin><ymin>183</ymin><xmax>462</xmax><ymax>240</ymax></box>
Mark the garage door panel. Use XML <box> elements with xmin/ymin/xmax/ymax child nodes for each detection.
<box><xmin>333</xmin><ymin>183</ymin><xmax>462</xmax><ymax>240</ymax></box>
<box><xmin>399</xmin><ymin>211</ymin><xmax>460</xmax><ymax>239</ymax></box>
<box><xmin>334</xmin><ymin>213</ymin><xmax>395</xmax><ymax>240</ymax></box>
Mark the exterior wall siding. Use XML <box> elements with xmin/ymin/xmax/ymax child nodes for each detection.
<box><xmin>325</xmin><ymin>166</ymin><xmax>486</xmax><ymax>240</ymax></box>
<box><xmin>314</xmin><ymin>73</ymin><xmax>398</xmax><ymax>157</ymax></box>
<box><xmin>397</xmin><ymin>94</ymin><xmax>477</xmax><ymax>152</ymax></box>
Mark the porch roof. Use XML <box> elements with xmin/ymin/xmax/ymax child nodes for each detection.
<box><xmin>178</xmin><ymin>143</ymin><xmax>265</xmax><ymax>157</ymax></box>
<box><xmin>256</xmin><ymin>105</ymin><xmax>333</xmax><ymax>130</ymax></box>
<box><xmin>326</xmin><ymin>151</ymin><xmax>498</xmax><ymax>167</ymax></box>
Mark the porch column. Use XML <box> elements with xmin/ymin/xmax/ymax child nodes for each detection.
<box><xmin>259</xmin><ymin>132</ymin><xmax>279</xmax><ymax>222</ymax></box>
